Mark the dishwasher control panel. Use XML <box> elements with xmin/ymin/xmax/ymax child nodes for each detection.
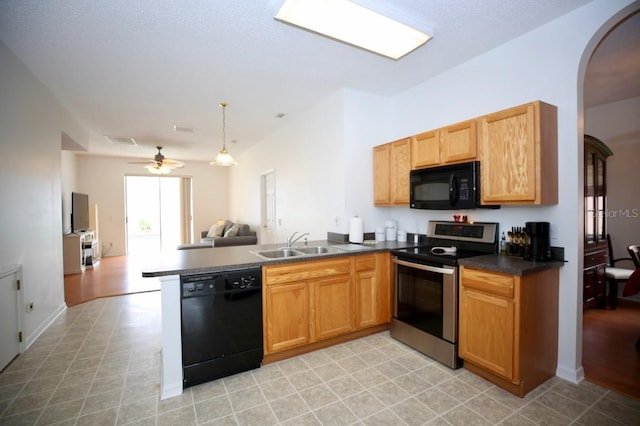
<box><xmin>180</xmin><ymin>268</ymin><xmax>262</xmax><ymax>298</ymax></box>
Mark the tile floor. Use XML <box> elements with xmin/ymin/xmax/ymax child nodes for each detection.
<box><xmin>1</xmin><ymin>291</ymin><xmax>639</xmax><ymax>425</ymax></box>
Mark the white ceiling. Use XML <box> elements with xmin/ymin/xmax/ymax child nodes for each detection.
<box><xmin>1</xmin><ymin>0</ymin><xmax>638</xmax><ymax>163</ymax></box>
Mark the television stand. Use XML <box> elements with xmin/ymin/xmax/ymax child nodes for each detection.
<box><xmin>63</xmin><ymin>230</ymin><xmax>99</xmax><ymax>274</ymax></box>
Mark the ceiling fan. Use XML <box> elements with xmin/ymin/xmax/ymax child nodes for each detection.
<box><xmin>130</xmin><ymin>146</ymin><xmax>184</xmax><ymax>174</ymax></box>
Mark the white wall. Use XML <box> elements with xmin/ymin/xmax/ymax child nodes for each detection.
<box><xmin>228</xmin><ymin>0</ymin><xmax>638</xmax><ymax>383</ymax></box>
<box><xmin>585</xmin><ymin>96</ymin><xmax>640</xmax><ymax>260</ymax></box>
<box><xmin>0</xmin><ymin>41</ymin><xmax>90</xmax><ymax>346</ymax></box>
<box><xmin>75</xmin><ymin>156</ymin><xmax>229</xmax><ymax>256</ymax></box>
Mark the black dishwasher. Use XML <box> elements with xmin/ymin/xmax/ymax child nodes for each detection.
<box><xmin>180</xmin><ymin>268</ymin><xmax>263</xmax><ymax>388</ymax></box>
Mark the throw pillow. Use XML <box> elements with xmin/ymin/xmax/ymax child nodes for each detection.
<box><xmin>238</xmin><ymin>224</ymin><xmax>251</xmax><ymax>236</ymax></box>
<box><xmin>223</xmin><ymin>223</ymin><xmax>240</xmax><ymax>237</ymax></box>
<box><xmin>222</xmin><ymin>220</ymin><xmax>234</xmax><ymax>235</ymax></box>
<box><xmin>207</xmin><ymin>223</ymin><xmax>225</xmax><ymax>238</ymax></box>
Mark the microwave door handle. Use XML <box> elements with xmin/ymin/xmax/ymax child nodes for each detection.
<box><xmin>449</xmin><ymin>174</ymin><xmax>458</xmax><ymax>206</ymax></box>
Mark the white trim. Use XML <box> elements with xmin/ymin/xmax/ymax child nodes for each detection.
<box><xmin>24</xmin><ymin>302</ymin><xmax>67</xmax><ymax>352</ymax></box>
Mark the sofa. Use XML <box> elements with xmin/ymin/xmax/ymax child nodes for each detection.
<box><xmin>176</xmin><ymin>220</ymin><xmax>257</xmax><ymax>250</ymax></box>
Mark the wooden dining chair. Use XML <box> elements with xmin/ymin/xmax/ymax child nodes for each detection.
<box><xmin>604</xmin><ymin>235</ymin><xmax>635</xmax><ymax>309</ymax></box>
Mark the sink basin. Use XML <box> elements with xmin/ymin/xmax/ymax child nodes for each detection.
<box><xmin>255</xmin><ymin>248</ymin><xmax>303</xmax><ymax>259</ymax></box>
<box><xmin>295</xmin><ymin>246</ymin><xmax>339</xmax><ymax>255</ymax></box>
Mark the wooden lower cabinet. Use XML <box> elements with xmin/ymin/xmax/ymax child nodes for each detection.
<box><xmin>459</xmin><ymin>266</ymin><xmax>559</xmax><ymax>397</ymax></box>
<box><xmin>264</xmin><ymin>282</ymin><xmax>310</xmax><ymax>353</ymax></box>
<box><xmin>263</xmin><ymin>253</ymin><xmax>389</xmax><ymax>358</ymax></box>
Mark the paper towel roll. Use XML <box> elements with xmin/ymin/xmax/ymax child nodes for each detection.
<box><xmin>349</xmin><ymin>216</ymin><xmax>364</xmax><ymax>244</ymax></box>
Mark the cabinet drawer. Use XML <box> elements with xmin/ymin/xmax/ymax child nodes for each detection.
<box><xmin>584</xmin><ymin>251</ymin><xmax>606</xmax><ymax>268</ymax></box>
<box><xmin>354</xmin><ymin>255</ymin><xmax>376</xmax><ymax>272</ymax></box>
<box><xmin>461</xmin><ymin>267</ymin><xmax>514</xmax><ymax>299</ymax></box>
<box><xmin>264</xmin><ymin>258</ymin><xmax>351</xmax><ymax>285</ymax></box>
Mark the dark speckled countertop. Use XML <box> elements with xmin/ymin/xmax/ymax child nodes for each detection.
<box><xmin>458</xmin><ymin>254</ymin><xmax>565</xmax><ymax>276</ymax></box>
<box><xmin>141</xmin><ymin>239</ymin><xmax>417</xmax><ymax>278</ymax></box>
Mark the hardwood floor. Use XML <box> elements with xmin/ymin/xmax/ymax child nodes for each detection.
<box><xmin>583</xmin><ymin>299</ymin><xmax>640</xmax><ymax>400</ymax></box>
<box><xmin>65</xmin><ymin>256</ymin><xmax>639</xmax><ymax>400</ymax></box>
<box><xmin>63</xmin><ymin>254</ymin><xmax>160</xmax><ymax>307</ymax></box>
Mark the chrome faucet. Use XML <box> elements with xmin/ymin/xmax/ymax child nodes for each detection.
<box><xmin>287</xmin><ymin>231</ymin><xmax>309</xmax><ymax>247</ymax></box>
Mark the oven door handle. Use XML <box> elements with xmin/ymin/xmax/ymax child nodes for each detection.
<box><xmin>392</xmin><ymin>258</ymin><xmax>454</xmax><ymax>275</ymax></box>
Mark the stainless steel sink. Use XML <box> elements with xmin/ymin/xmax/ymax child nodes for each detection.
<box><xmin>255</xmin><ymin>248</ymin><xmax>303</xmax><ymax>259</ymax></box>
<box><xmin>295</xmin><ymin>246</ymin><xmax>340</xmax><ymax>255</ymax></box>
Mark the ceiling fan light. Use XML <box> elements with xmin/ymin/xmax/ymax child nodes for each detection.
<box><xmin>145</xmin><ymin>164</ymin><xmax>172</xmax><ymax>174</ymax></box>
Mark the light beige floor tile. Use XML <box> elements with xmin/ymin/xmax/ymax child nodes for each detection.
<box><xmin>325</xmin><ymin>375</ymin><xmax>365</xmax><ymax>399</ymax></box>
<box><xmin>0</xmin><ymin>408</ymin><xmax>43</xmax><ymax>425</ymax></box>
<box><xmin>223</xmin><ymin>371</ymin><xmax>257</xmax><ymax>393</ymax></box>
<box><xmin>415</xmin><ymin>387</ymin><xmax>461</xmax><ymax>415</ymax></box>
<box><xmin>234</xmin><ymin>403</ymin><xmax>278</xmax><ymax>426</ymax></box>
<box><xmin>80</xmin><ymin>388</ymin><xmax>123</xmax><ymax>416</ymax></box>
<box><xmin>268</xmin><ymin>393</ymin><xmax>310</xmax><ymax>423</ymax></box>
<box><xmin>463</xmin><ymin>393</ymin><xmax>514</xmax><ymax>424</ymax></box>
<box><xmin>298</xmin><ymin>383</ymin><xmax>339</xmax><ymax>410</ymax></box>
<box><xmin>258</xmin><ymin>377</ymin><xmax>296</xmax><ymax>402</ymax></box>
<box><xmin>157</xmin><ymin>388</ymin><xmax>193</xmax><ymax>414</ymax></box>
<box><xmin>342</xmin><ymin>390</ymin><xmax>384</xmax><ymax>419</ymax></box>
<box><xmin>3</xmin><ymin>388</ymin><xmax>54</xmax><ymax>416</ymax></box>
<box><xmin>35</xmin><ymin>398</ymin><xmax>84</xmax><ymax>425</ymax></box>
<box><xmin>194</xmin><ymin>394</ymin><xmax>233</xmax><ymax>423</ymax></box>
<box><xmin>157</xmin><ymin>405</ymin><xmax>196</xmax><ymax>426</ymax></box>
<box><xmin>391</xmin><ymin>397</ymin><xmax>438</xmax><ymax>425</ymax></box>
<box><xmin>251</xmin><ymin>364</ymin><xmax>283</xmax><ymax>385</ymax></box>
<box><xmin>351</xmin><ymin>366</ymin><xmax>388</xmax><ymax>388</ymax></box>
<box><xmin>280</xmin><ymin>412</ymin><xmax>321</xmax><ymax>425</ymax></box>
<box><xmin>442</xmin><ymin>405</ymin><xmax>493</xmax><ymax>426</ymax></box>
<box><xmin>287</xmin><ymin>369</ymin><xmax>322</xmax><ymax>392</ymax></box>
<box><xmin>227</xmin><ymin>386</ymin><xmax>266</xmax><ymax>413</ymax></box>
<box><xmin>368</xmin><ymin>380</ymin><xmax>410</xmax><ymax>406</ymax></box>
<box><xmin>116</xmin><ymin>396</ymin><xmax>156</xmax><ymax>425</ymax></box>
<box><xmin>191</xmin><ymin>379</ymin><xmax>227</xmax><ymax>403</ymax></box>
<box><xmin>48</xmin><ymin>381</ymin><xmax>91</xmax><ymax>405</ymax></box>
<box><xmin>361</xmin><ymin>408</ymin><xmax>406</xmax><ymax>426</ymax></box>
<box><xmin>313</xmin><ymin>401</ymin><xmax>358</xmax><ymax>425</ymax></box>
<box><xmin>517</xmin><ymin>400</ymin><xmax>572</xmax><ymax>426</ymax></box>
<box><xmin>76</xmin><ymin>407</ymin><xmax>119</xmax><ymax>426</ymax></box>
<box><xmin>535</xmin><ymin>388</ymin><xmax>589</xmax><ymax>419</ymax></box>
<box><xmin>312</xmin><ymin>362</ymin><xmax>347</xmax><ymax>383</ymax></box>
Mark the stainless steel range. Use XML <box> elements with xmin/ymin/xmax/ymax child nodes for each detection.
<box><xmin>390</xmin><ymin>221</ymin><xmax>498</xmax><ymax>369</ymax></box>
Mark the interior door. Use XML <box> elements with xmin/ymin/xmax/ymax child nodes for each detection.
<box><xmin>260</xmin><ymin>170</ymin><xmax>276</xmax><ymax>244</ymax></box>
<box><xmin>0</xmin><ymin>266</ymin><xmax>21</xmax><ymax>371</ymax></box>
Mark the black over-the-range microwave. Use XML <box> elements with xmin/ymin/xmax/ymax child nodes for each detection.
<box><xmin>410</xmin><ymin>161</ymin><xmax>499</xmax><ymax>210</ymax></box>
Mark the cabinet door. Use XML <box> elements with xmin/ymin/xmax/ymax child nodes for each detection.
<box><xmin>479</xmin><ymin>101</ymin><xmax>557</xmax><ymax>205</ymax></box>
<box><xmin>440</xmin><ymin>120</ymin><xmax>477</xmax><ymax>164</ymax></box>
<box><xmin>479</xmin><ymin>103</ymin><xmax>537</xmax><ymax>203</ymax></box>
<box><xmin>411</xmin><ymin>130</ymin><xmax>440</xmax><ymax>169</ymax></box>
<box><xmin>354</xmin><ymin>255</ymin><xmax>377</xmax><ymax>329</ymax></box>
<box><xmin>314</xmin><ymin>275</ymin><xmax>352</xmax><ymax>340</ymax></box>
<box><xmin>373</xmin><ymin>144</ymin><xmax>390</xmax><ymax>205</ymax></box>
<box><xmin>264</xmin><ymin>282</ymin><xmax>310</xmax><ymax>354</ymax></box>
<box><xmin>390</xmin><ymin>138</ymin><xmax>411</xmax><ymax>204</ymax></box>
<box><xmin>459</xmin><ymin>287</ymin><xmax>515</xmax><ymax>381</ymax></box>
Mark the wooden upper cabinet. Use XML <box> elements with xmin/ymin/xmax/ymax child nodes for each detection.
<box><xmin>411</xmin><ymin>130</ymin><xmax>440</xmax><ymax>168</ymax></box>
<box><xmin>373</xmin><ymin>144</ymin><xmax>390</xmax><ymax>205</ymax></box>
<box><xmin>411</xmin><ymin>120</ymin><xmax>477</xmax><ymax>170</ymax></box>
<box><xmin>478</xmin><ymin>101</ymin><xmax>558</xmax><ymax>205</ymax></box>
<box><xmin>374</xmin><ymin>138</ymin><xmax>410</xmax><ymax>206</ymax></box>
<box><xmin>440</xmin><ymin>119</ymin><xmax>477</xmax><ymax>164</ymax></box>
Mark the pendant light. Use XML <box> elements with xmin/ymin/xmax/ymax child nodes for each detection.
<box><xmin>210</xmin><ymin>102</ymin><xmax>238</xmax><ymax>166</ymax></box>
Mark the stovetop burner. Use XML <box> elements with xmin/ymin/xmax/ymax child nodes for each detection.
<box><xmin>392</xmin><ymin>221</ymin><xmax>499</xmax><ymax>265</ymax></box>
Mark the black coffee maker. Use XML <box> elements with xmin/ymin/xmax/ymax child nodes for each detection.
<box><xmin>525</xmin><ymin>221</ymin><xmax>551</xmax><ymax>261</ymax></box>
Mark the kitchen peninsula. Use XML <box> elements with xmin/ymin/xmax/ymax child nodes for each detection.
<box><xmin>141</xmin><ymin>239</ymin><xmax>412</xmax><ymax>400</ymax></box>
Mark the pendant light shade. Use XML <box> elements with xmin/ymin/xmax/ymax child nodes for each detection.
<box><xmin>210</xmin><ymin>102</ymin><xmax>238</xmax><ymax>166</ymax></box>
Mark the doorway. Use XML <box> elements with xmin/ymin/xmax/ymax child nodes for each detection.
<box><xmin>125</xmin><ymin>176</ymin><xmax>192</xmax><ymax>254</ymax></box>
<box><xmin>260</xmin><ymin>170</ymin><xmax>276</xmax><ymax>244</ymax></box>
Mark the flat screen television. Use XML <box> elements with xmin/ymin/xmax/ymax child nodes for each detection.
<box><xmin>71</xmin><ymin>192</ymin><xmax>90</xmax><ymax>233</ymax></box>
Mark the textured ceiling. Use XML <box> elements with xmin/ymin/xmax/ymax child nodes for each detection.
<box><xmin>0</xmin><ymin>0</ymin><xmax>636</xmax><ymax>163</ymax></box>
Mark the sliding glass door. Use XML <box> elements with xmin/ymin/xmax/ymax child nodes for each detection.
<box><xmin>125</xmin><ymin>176</ymin><xmax>192</xmax><ymax>254</ymax></box>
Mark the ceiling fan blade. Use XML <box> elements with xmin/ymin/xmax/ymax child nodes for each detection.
<box><xmin>162</xmin><ymin>159</ymin><xmax>185</xmax><ymax>167</ymax></box>
<box><xmin>128</xmin><ymin>160</ymin><xmax>157</xmax><ymax>165</ymax></box>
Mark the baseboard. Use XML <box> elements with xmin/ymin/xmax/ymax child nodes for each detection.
<box><xmin>23</xmin><ymin>302</ymin><xmax>67</xmax><ymax>352</ymax></box>
<box><xmin>556</xmin><ymin>363</ymin><xmax>584</xmax><ymax>384</ymax></box>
